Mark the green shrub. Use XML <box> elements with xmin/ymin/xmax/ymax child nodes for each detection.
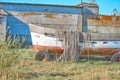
<box><xmin>0</xmin><ymin>36</ymin><xmax>21</xmax><ymax>80</ymax></box>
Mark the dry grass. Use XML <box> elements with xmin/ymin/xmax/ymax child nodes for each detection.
<box><xmin>0</xmin><ymin>48</ymin><xmax>120</xmax><ymax>80</ymax></box>
<box><xmin>17</xmin><ymin>50</ymin><xmax>120</xmax><ymax>80</ymax></box>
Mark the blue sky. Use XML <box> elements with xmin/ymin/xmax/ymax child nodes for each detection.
<box><xmin>0</xmin><ymin>0</ymin><xmax>120</xmax><ymax>15</ymax></box>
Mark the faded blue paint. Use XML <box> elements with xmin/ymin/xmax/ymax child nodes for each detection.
<box><xmin>82</xmin><ymin>26</ymin><xmax>88</xmax><ymax>32</ymax></box>
<box><xmin>6</xmin><ymin>16</ymin><xmax>30</xmax><ymax>35</ymax></box>
<box><xmin>6</xmin><ymin>14</ymin><xmax>32</xmax><ymax>45</ymax></box>
<box><xmin>82</xmin><ymin>8</ymin><xmax>94</xmax><ymax>14</ymax></box>
<box><xmin>1</xmin><ymin>3</ymin><xmax>82</xmax><ymax>14</ymax></box>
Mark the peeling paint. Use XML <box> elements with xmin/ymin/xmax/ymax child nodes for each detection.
<box><xmin>20</xmin><ymin>12</ymin><xmax>42</xmax><ymax>16</ymax></box>
<box><xmin>44</xmin><ymin>13</ymin><xmax>57</xmax><ymax>18</ymax></box>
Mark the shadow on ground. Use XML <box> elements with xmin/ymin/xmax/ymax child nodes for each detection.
<box><xmin>20</xmin><ymin>72</ymin><xmax>73</xmax><ymax>79</ymax></box>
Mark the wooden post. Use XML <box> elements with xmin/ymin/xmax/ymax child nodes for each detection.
<box><xmin>57</xmin><ymin>8</ymin><xmax>82</xmax><ymax>62</ymax></box>
<box><xmin>57</xmin><ymin>31</ymin><xmax>81</xmax><ymax>62</ymax></box>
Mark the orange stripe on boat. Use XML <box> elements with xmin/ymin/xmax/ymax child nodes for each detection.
<box><xmin>33</xmin><ymin>45</ymin><xmax>63</xmax><ymax>53</ymax></box>
<box><xmin>82</xmin><ymin>48</ymin><xmax>120</xmax><ymax>55</ymax></box>
<box><xmin>33</xmin><ymin>45</ymin><xmax>120</xmax><ymax>55</ymax></box>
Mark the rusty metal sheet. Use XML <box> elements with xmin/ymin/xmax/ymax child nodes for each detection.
<box><xmin>88</xmin><ymin>15</ymin><xmax>120</xmax><ymax>27</ymax></box>
<box><xmin>87</xmin><ymin>15</ymin><xmax>120</xmax><ymax>33</ymax></box>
